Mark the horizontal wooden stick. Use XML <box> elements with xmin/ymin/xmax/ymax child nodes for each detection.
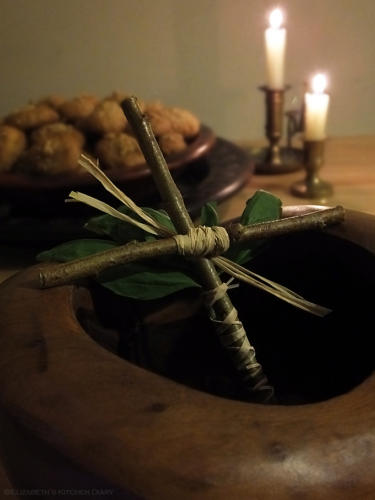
<box><xmin>39</xmin><ymin>206</ymin><xmax>345</xmax><ymax>289</ymax></box>
<box><xmin>230</xmin><ymin>205</ymin><xmax>345</xmax><ymax>242</ymax></box>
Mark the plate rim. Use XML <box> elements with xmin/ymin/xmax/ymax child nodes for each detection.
<box><xmin>0</xmin><ymin>125</ymin><xmax>216</xmax><ymax>192</ymax></box>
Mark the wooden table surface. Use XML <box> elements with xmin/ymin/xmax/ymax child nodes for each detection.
<box><xmin>1</xmin><ymin>135</ymin><xmax>375</xmax><ymax>284</ymax></box>
<box><xmin>218</xmin><ymin>135</ymin><xmax>375</xmax><ymax>222</ymax></box>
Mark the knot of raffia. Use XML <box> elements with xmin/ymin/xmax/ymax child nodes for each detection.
<box><xmin>173</xmin><ymin>226</ymin><xmax>230</xmax><ymax>258</ymax></box>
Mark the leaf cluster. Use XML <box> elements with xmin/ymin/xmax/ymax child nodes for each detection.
<box><xmin>37</xmin><ymin>190</ymin><xmax>281</xmax><ymax>300</ymax></box>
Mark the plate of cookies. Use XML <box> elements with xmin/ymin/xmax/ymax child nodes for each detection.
<box><xmin>0</xmin><ymin>92</ymin><xmax>216</xmax><ymax>212</ymax></box>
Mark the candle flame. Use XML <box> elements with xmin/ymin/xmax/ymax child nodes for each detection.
<box><xmin>312</xmin><ymin>73</ymin><xmax>327</xmax><ymax>94</ymax></box>
<box><xmin>269</xmin><ymin>8</ymin><xmax>283</xmax><ymax>29</ymax></box>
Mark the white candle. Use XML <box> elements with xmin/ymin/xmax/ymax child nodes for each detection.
<box><xmin>264</xmin><ymin>8</ymin><xmax>286</xmax><ymax>90</ymax></box>
<box><xmin>304</xmin><ymin>73</ymin><xmax>330</xmax><ymax>141</ymax></box>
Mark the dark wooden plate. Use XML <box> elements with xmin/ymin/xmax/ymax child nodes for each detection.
<box><xmin>0</xmin><ymin>138</ymin><xmax>253</xmax><ymax>243</ymax></box>
<box><xmin>0</xmin><ymin>125</ymin><xmax>216</xmax><ymax>205</ymax></box>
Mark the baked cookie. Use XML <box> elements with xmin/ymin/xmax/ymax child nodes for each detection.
<box><xmin>83</xmin><ymin>100</ymin><xmax>127</xmax><ymax>135</ymax></box>
<box><xmin>59</xmin><ymin>94</ymin><xmax>99</xmax><ymax>123</ymax></box>
<box><xmin>167</xmin><ymin>107</ymin><xmax>200</xmax><ymax>138</ymax></box>
<box><xmin>142</xmin><ymin>106</ymin><xmax>172</xmax><ymax>137</ymax></box>
<box><xmin>5</xmin><ymin>104</ymin><xmax>59</xmax><ymax>130</ymax></box>
<box><xmin>1</xmin><ymin>92</ymin><xmax>203</xmax><ymax>176</ymax></box>
<box><xmin>31</xmin><ymin>122</ymin><xmax>84</xmax><ymax>147</ymax></box>
<box><xmin>19</xmin><ymin>122</ymin><xmax>85</xmax><ymax>175</ymax></box>
<box><xmin>0</xmin><ymin>125</ymin><xmax>27</xmax><ymax>172</ymax></box>
<box><xmin>38</xmin><ymin>94</ymin><xmax>66</xmax><ymax>110</ymax></box>
<box><xmin>158</xmin><ymin>131</ymin><xmax>187</xmax><ymax>156</ymax></box>
<box><xmin>105</xmin><ymin>91</ymin><xmax>147</xmax><ymax>111</ymax></box>
<box><xmin>95</xmin><ymin>132</ymin><xmax>145</xmax><ymax>169</ymax></box>
<box><xmin>145</xmin><ymin>100</ymin><xmax>165</xmax><ymax>113</ymax></box>
<box><xmin>103</xmin><ymin>91</ymin><xmax>131</xmax><ymax>104</ymax></box>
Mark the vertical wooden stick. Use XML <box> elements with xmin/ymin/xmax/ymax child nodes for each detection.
<box><xmin>122</xmin><ymin>97</ymin><xmax>275</xmax><ymax>403</ymax></box>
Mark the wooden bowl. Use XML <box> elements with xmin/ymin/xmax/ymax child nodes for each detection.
<box><xmin>0</xmin><ymin>207</ymin><xmax>375</xmax><ymax>499</ymax></box>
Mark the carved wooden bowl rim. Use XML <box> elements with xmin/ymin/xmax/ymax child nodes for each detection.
<box><xmin>0</xmin><ymin>206</ymin><xmax>375</xmax><ymax>499</ymax></box>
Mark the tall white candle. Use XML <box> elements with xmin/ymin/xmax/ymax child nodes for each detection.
<box><xmin>264</xmin><ymin>8</ymin><xmax>286</xmax><ymax>90</ymax></box>
<box><xmin>304</xmin><ymin>73</ymin><xmax>330</xmax><ymax>141</ymax></box>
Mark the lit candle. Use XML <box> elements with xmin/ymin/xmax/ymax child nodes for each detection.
<box><xmin>265</xmin><ymin>8</ymin><xmax>286</xmax><ymax>90</ymax></box>
<box><xmin>304</xmin><ymin>73</ymin><xmax>330</xmax><ymax>141</ymax></box>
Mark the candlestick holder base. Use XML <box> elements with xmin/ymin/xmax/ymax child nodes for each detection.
<box><xmin>250</xmin><ymin>146</ymin><xmax>303</xmax><ymax>175</ymax></box>
<box><xmin>291</xmin><ymin>178</ymin><xmax>333</xmax><ymax>200</ymax></box>
<box><xmin>290</xmin><ymin>140</ymin><xmax>333</xmax><ymax>201</ymax></box>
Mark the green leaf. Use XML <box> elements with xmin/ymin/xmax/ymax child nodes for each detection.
<box><xmin>200</xmin><ymin>201</ymin><xmax>219</xmax><ymax>227</ymax></box>
<box><xmin>36</xmin><ymin>239</ymin><xmax>118</xmax><ymax>263</ymax></box>
<box><xmin>142</xmin><ymin>207</ymin><xmax>176</xmax><ymax>233</ymax></box>
<box><xmin>98</xmin><ymin>262</ymin><xmax>200</xmax><ymax>300</ymax></box>
<box><xmin>225</xmin><ymin>190</ymin><xmax>282</xmax><ymax>265</ymax></box>
<box><xmin>85</xmin><ymin>206</ymin><xmax>149</xmax><ymax>243</ymax></box>
<box><xmin>85</xmin><ymin>205</ymin><xmax>175</xmax><ymax>243</ymax></box>
<box><xmin>240</xmin><ymin>190</ymin><xmax>282</xmax><ymax>226</ymax></box>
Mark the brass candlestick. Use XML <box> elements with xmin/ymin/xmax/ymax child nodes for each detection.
<box><xmin>291</xmin><ymin>140</ymin><xmax>333</xmax><ymax>200</ymax></box>
<box><xmin>251</xmin><ymin>86</ymin><xmax>303</xmax><ymax>175</ymax></box>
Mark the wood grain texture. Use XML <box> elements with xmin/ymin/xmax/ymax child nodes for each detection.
<box><xmin>0</xmin><ymin>210</ymin><xmax>374</xmax><ymax>498</ymax></box>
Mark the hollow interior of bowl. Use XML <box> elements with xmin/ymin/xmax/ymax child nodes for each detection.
<box><xmin>76</xmin><ymin>229</ymin><xmax>375</xmax><ymax>405</ymax></box>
